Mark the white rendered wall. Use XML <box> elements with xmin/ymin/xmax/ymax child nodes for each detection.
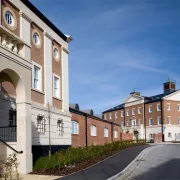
<box><xmin>31</xmin><ymin>104</ymin><xmax>71</xmax><ymax>146</ymax></box>
<box><xmin>163</xmin><ymin>125</ymin><xmax>180</xmax><ymax>141</ymax></box>
<box><xmin>44</xmin><ymin>33</ymin><xmax>52</xmax><ymax>106</ymax></box>
<box><xmin>146</xmin><ymin>126</ymin><xmax>161</xmax><ymax>140</ymax></box>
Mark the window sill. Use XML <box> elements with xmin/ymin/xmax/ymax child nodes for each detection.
<box><xmin>91</xmin><ymin>135</ymin><xmax>97</xmax><ymax>137</ymax></box>
<box><xmin>32</xmin><ymin>88</ymin><xmax>44</xmax><ymax>95</ymax></box>
<box><xmin>72</xmin><ymin>134</ymin><xmax>79</xmax><ymax>136</ymax></box>
<box><xmin>53</xmin><ymin>96</ymin><xmax>62</xmax><ymax>101</ymax></box>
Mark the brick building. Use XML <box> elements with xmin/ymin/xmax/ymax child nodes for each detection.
<box><xmin>103</xmin><ymin>80</ymin><xmax>180</xmax><ymax>143</ymax></box>
<box><xmin>69</xmin><ymin>104</ymin><xmax>122</xmax><ymax>147</ymax></box>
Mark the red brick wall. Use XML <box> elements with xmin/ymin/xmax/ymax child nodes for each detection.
<box><xmin>153</xmin><ymin>133</ymin><xmax>162</xmax><ymax>143</ymax></box>
<box><xmin>71</xmin><ymin>112</ymin><xmax>121</xmax><ymax>147</ymax></box>
<box><xmin>120</xmin><ymin>132</ymin><xmax>133</xmax><ymax>141</ymax></box>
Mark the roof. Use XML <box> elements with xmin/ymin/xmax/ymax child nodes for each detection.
<box><xmin>69</xmin><ymin>104</ymin><xmax>80</xmax><ymax>111</ymax></box>
<box><xmin>103</xmin><ymin>90</ymin><xmax>178</xmax><ymax>112</ymax></box>
<box><xmin>103</xmin><ymin>104</ymin><xmax>125</xmax><ymax>113</ymax></box>
<box><xmin>81</xmin><ymin>109</ymin><xmax>94</xmax><ymax>115</ymax></box>
<box><xmin>20</xmin><ymin>0</ymin><xmax>68</xmax><ymax>42</ymax></box>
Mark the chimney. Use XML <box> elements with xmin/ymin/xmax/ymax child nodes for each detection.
<box><xmin>130</xmin><ymin>88</ymin><xmax>140</xmax><ymax>96</ymax></box>
<box><xmin>163</xmin><ymin>78</ymin><xmax>176</xmax><ymax>94</ymax></box>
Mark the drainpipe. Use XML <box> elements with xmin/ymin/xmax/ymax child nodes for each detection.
<box><xmin>160</xmin><ymin>100</ymin><xmax>164</xmax><ymax>142</ymax></box>
<box><xmin>85</xmin><ymin>114</ymin><xmax>88</xmax><ymax>146</ymax></box>
<box><xmin>144</xmin><ymin>103</ymin><xmax>146</xmax><ymax>142</ymax></box>
<box><xmin>111</xmin><ymin>122</ymin><xmax>114</xmax><ymax>142</ymax></box>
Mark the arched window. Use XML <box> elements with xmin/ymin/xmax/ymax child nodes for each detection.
<box><xmin>104</xmin><ymin>128</ymin><xmax>108</xmax><ymax>137</ymax></box>
<box><xmin>72</xmin><ymin>121</ymin><xmax>79</xmax><ymax>134</ymax></box>
<box><xmin>114</xmin><ymin>130</ymin><xmax>118</xmax><ymax>138</ymax></box>
<box><xmin>91</xmin><ymin>125</ymin><xmax>97</xmax><ymax>136</ymax></box>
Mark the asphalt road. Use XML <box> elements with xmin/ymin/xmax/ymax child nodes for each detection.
<box><xmin>56</xmin><ymin>145</ymin><xmax>149</xmax><ymax>180</ymax></box>
<box><xmin>120</xmin><ymin>144</ymin><xmax>180</xmax><ymax>180</ymax></box>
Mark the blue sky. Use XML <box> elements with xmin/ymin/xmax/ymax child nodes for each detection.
<box><xmin>30</xmin><ymin>0</ymin><xmax>180</xmax><ymax>114</ymax></box>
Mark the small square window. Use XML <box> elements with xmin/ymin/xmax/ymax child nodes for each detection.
<box><xmin>53</xmin><ymin>75</ymin><xmax>60</xmax><ymax>98</ymax></box>
<box><xmin>157</xmin><ymin>117</ymin><xmax>161</xmax><ymax>125</ymax></box>
<box><xmin>132</xmin><ymin>109</ymin><xmax>135</xmax><ymax>115</ymax></box>
<box><xmin>168</xmin><ymin>132</ymin><xmax>172</xmax><ymax>138</ymax></box>
<box><xmin>168</xmin><ymin>116</ymin><xmax>171</xmax><ymax>124</ymax></box>
<box><xmin>157</xmin><ymin>104</ymin><xmax>161</xmax><ymax>111</ymax></box>
<box><xmin>126</xmin><ymin>110</ymin><xmax>129</xmax><ymax>116</ymax></box>
<box><xmin>149</xmin><ymin>118</ymin><xmax>152</xmax><ymax>126</ymax></box>
<box><xmin>138</xmin><ymin>107</ymin><xmax>142</xmax><ymax>114</ymax></box>
<box><xmin>167</xmin><ymin>104</ymin><xmax>170</xmax><ymax>111</ymax></box>
<box><xmin>121</xmin><ymin>111</ymin><xmax>124</xmax><ymax>117</ymax></box>
<box><xmin>109</xmin><ymin>113</ymin><xmax>112</xmax><ymax>119</ymax></box>
<box><xmin>115</xmin><ymin>112</ymin><xmax>118</xmax><ymax>119</ymax></box>
<box><xmin>178</xmin><ymin>118</ymin><xmax>180</xmax><ymax>125</ymax></box>
<box><xmin>149</xmin><ymin>106</ymin><xmax>152</xmax><ymax>113</ymax></box>
<box><xmin>178</xmin><ymin>105</ymin><xmax>180</xmax><ymax>111</ymax></box>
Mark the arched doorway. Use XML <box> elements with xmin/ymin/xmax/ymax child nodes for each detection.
<box><xmin>0</xmin><ymin>67</ymin><xmax>32</xmax><ymax>174</ymax></box>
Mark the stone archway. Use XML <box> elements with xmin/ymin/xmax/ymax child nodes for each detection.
<box><xmin>0</xmin><ymin>64</ymin><xmax>32</xmax><ymax>174</ymax></box>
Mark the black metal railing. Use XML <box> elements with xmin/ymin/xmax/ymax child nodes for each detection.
<box><xmin>0</xmin><ymin>126</ymin><xmax>17</xmax><ymax>142</ymax></box>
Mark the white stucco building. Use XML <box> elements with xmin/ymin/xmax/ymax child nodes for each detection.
<box><xmin>0</xmin><ymin>0</ymin><xmax>72</xmax><ymax>174</ymax></box>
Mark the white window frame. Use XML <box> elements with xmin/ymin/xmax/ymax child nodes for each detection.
<box><xmin>157</xmin><ymin>116</ymin><xmax>161</xmax><ymax>125</ymax></box>
<box><xmin>168</xmin><ymin>116</ymin><xmax>171</xmax><ymax>124</ymax></box>
<box><xmin>132</xmin><ymin>109</ymin><xmax>135</xmax><ymax>115</ymax></box>
<box><xmin>178</xmin><ymin>117</ymin><xmax>180</xmax><ymax>125</ymax></box>
<box><xmin>104</xmin><ymin>128</ymin><xmax>108</xmax><ymax>137</ymax></box>
<box><xmin>168</xmin><ymin>132</ymin><xmax>172</xmax><ymax>138</ymax></box>
<box><xmin>139</xmin><ymin>119</ymin><xmax>142</xmax><ymax>125</ymax></box>
<box><xmin>91</xmin><ymin>125</ymin><xmax>97</xmax><ymax>136</ymax></box>
<box><xmin>138</xmin><ymin>107</ymin><xmax>141</xmax><ymax>114</ymax></box>
<box><xmin>126</xmin><ymin>110</ymin><xmax>129</xmax><ymax>116</ymax></box>
<box><xmin>72</xmin><ymin>121</ymin><xmax>79</xmax><ymax>134</ymax></box>
<box><xmin>149</xmin><ymin>105</ymin><xmax>152</xmax><ymax>113</ymax></box>
<box><xmin>167</xmin><ymin>103</ymin><xmax>170</xmax><ymax>111</ymax></box>
<box><xmin>109</xmin><ymin>113</ymin><xmax>112</xmax><ymax>120</ymax></box>
<box><xmin>53</xmin><ymin>74</ymin><xmax>61</xmax><ymax>99</ymax></box>
<box><xmin>115</xmin><ymin>112</ymin><xmax>118</xmax><ymax>119</ymax></box>
<box><xmin>57</xmin><ymin>119</ymin><xmax>64</xmax><ymax>136</ymax></box>
<box><xmin>149</xmin><ymin>118</ymin><xmax>152</xmax><ymax>126</ymax></box>
<box><xmin>121</xmin><ymin>111</ymin><xmax>124</xmax><ymax>117</ymax></box>
<box><xmin>37</xmin><ymin>115</ymin><xmax>45</xmax><ymax>134</ymax></box>
<box><xmin>178</xmin><ymin>105</ymin><xmax>180</xmax><ymax>111</ymax></box>
<box><xmin>132</xmin><ymin>119</ymin><xmax>136</xmax><ymax>126</ymax></box>
<box><xmin>157</xmin><ymin>104</ymin><xmax>161</xmax><ymax>111</ymax></box>
<box><xmin>32</xmin><ymin>61</ymin><xmax>42</xmax><ymax>91</ymax></box>
<box><xmin>114</xmin><ymin>130</ymin><xmax>118</xmax><ymax>138</ymax></box>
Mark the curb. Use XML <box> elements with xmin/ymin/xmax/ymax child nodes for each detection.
<box><xmin>107</xmin><ymin>145</ymin><xmax>158</xmax><ymax>180</ymax></box>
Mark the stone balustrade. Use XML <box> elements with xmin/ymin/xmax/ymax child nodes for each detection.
<box><xmin>0</xmin><ymin>25</ymin><xmax>30</xmax><ymax>60</ymax></box>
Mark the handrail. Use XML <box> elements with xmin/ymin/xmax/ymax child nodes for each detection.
<box><xmin>0</xmin><ymin>138</ymin><xmax>23</xmax><ymax>154</ymax></box>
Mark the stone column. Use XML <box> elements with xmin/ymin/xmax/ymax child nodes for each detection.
<box><xmin>16</xmin><ymin>102</ymin><xmax>32</xmax><ymax>174</ymax></box>
<box><xmin>61</xmin><ymin>47</ymin><xmax>70</xmax><ymax>112</ymax></box>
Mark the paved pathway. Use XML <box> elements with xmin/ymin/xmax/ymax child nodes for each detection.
<box><xmin>117</xmin><ymin>144</ymin><xmax>180</xmax><ymax>180</ymax></box>
<box><xmin>56</xmin><ymin>145</ymin><xmax>149</xmax><ymax>180</ymax></box>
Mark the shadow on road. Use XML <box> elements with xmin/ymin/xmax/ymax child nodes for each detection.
<box><xmin>133</xmin><ymin>158</ymin><xmax>180</xmax><ymax>180</ymax></box>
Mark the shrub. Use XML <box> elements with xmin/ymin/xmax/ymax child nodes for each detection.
<box><xmin>34</xmin><ymin>140</ymin><xmax>146</xmax><ymax>171</ymax></box>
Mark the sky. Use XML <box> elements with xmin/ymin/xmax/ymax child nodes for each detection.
<box><xmin>30</xmin><ymin>0</ymin><xmax>180</xmax><ymax>114</ymax></box>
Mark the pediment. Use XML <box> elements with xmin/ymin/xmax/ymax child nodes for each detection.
<box><xmin>124</xmin><ymin>95</ymin><xmax>143</xmax><ymax>104</ymax></box>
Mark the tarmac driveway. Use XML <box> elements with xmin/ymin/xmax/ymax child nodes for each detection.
<box><xmin>118</xmin><ymin>144</ymin><xmax>180</xmax><ymax>180</ymax></box>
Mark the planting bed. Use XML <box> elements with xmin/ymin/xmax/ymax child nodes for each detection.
<box><xmin>32</xmin><ymin>140</ymin><xmax>146</xmax><ymax>176</ymax></box>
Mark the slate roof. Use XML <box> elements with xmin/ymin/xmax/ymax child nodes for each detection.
<box><xmin>103</xmin><ymin>90</ymin><xmax>178</xmax><ymax>113</ymax></box>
